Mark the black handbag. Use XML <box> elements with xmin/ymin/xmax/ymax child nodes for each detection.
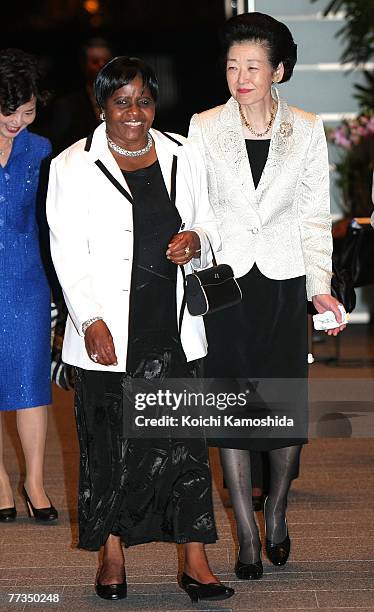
<box><xmin>184</xmin><ymin>246</ymin><xmax>242</xmax><ymax>316</ymax></box>
<box><xmin>329</xmin><ymin>220</ymin><xmax>374</xmax><ymax>313</ymax></box>
<box><xmin>331</xmin><ymin>259</ymin><xmax>357</xmax><ymax>313</ymax></box>
<box><xmin>341</xmin><ymin>222</ymin><xmax>374</xmax><ymax>288</ymax></box>
<box><xmin>308</xmin><ymin>249</ymin><xmax>357</xmax><ymax>315</ymax></box>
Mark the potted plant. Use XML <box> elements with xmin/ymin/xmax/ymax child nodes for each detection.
<box><xmin>311</xmin><ymin>0</ymin><xmax>374</xmax><ymax>222</ymax></box>
<box><xmin>328</xmin><ymin>114</ymin><xmax>374</xmax><ymax>218</ymax></box>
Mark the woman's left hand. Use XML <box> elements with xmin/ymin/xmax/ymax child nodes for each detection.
<box><xmin>166</xmin><ymin>231</ymin><xmax>201</xmax><ymax>265</ymax></box>
<box><xmin>312</xmin><ymin>294</ymin><xmax>347</xmax><ymax>336</ymax></box>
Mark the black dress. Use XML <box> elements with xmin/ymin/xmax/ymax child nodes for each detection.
<box><xmin>74</xmin><ymin>160</ymin><xmax>217</xmax><ymax>551</ymax></box>
<box><xmin>204</xmin><ymin>140</ymin><xmax>308</xmax><ymax>451</ymax></box>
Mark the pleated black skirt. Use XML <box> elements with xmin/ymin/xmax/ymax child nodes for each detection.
<box><xmin>204</xmin><ymin>265</ymin><xmax>308</xmax><ymax>451</ymax></box>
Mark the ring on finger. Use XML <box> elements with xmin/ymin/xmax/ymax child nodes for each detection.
<box><xmin>90</xmin><ymin>353</ymin><xmax>99</xmax><ymax>362</ymax></box>
<box><xmin>184</xmin><ymin>246</ymin><xmax>190</xmax><ymax>255</ymax></box>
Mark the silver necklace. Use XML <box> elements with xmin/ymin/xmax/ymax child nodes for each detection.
<box><xmin>106</xmin><ymin>132</ymin><xmax>153</xmax><ymax>157</ymax></box>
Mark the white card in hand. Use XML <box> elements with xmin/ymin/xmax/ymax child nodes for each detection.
<box><xmin>313</xmin><ymin>305</ymin><xmax>348</xmax><ymax>330</ymax></box>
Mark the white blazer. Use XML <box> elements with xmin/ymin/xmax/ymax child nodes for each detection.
<box><xmin>46</xmin><ymin>124</ymin><xmax>220</xmax><ymax>371</ymax></box>
<box><xmin>188</xmin><ymin>87</ymin><xmax>333</xmax><ymax>300</ymax></box>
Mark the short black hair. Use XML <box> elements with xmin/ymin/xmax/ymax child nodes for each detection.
<box><xmin>221</xmin><ymin>12</ymin><xmax>297</xmax><ymax>83</ymax></box>
<box><xmin>0</xmin><ymin>48</ymin><xmax>49</xmax><ymax>115</ymax></box>
<box><xmin>94</xmin><ymin>56</ymin><xmax>159</xmax><ymax>108</ymax></box>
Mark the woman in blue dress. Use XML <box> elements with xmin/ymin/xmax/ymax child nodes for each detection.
<box><xmin>0</xmin><ymin>49</ymin><xmax>57</xmax><ymax>522</ymax></box>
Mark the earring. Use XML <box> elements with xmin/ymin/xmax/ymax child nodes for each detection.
<box><xmin>100</xmin><ymin>111</ymin><xmax>105</xmax><ymax>121</ymax></box>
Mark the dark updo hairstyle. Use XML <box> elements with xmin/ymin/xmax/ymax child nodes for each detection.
<box><xmin>0</xmin><ymin>48</ymin><xmax>49</xmax><ymax>115</ymax></box>
<box><xmin>221</xmin><ymin>12</ymin><xmax>297</xmax><ymax>83</ymax></box>
<box><xmin>95</xmin><ymin>56</ymin><xmax>159</xmax><ymax>108</ymax></box>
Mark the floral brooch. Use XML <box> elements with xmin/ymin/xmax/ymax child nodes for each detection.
<box><xmin>279</xmin><ymin>122</ymin><xmax>293</xmax><ymax>137</ymax></box>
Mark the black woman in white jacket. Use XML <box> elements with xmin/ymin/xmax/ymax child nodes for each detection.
<box><xmin>47</xmin><ymin>56</ymin><xmax>233</xmax><ymax>604</ymax></box>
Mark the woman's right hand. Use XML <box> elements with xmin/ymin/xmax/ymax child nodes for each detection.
<box><xmin>84</xmin><ymin>320</ymin><xmax>118</xmax><ymax>366</ymax></box>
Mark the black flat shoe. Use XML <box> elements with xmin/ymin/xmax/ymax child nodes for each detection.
<box><xmin>22</xmin><ymin>487</ymin><xmax>58</xmax><ymax>522</ymax></box>
<box><xmin>95</xmin><ymin>571</ymin><xmax>127</xmax><ymax>601</ymax></box>
<box><xmin>266</xmin><ymin>532</ymin><xmax>291</xmax><ymax>566</ymax></box>
<box><xmin>235</xmin><ymin>557</ymin><xmax>263</xmax><ymax>580</ymax></box>
<box><xmin>0</xmin><ymin>505</ymin><xmax>16</xmax><ymax>522</ymax></box>
<box><xmin>180</xmin><ymin>572</ymin><xmax>234</xmax><ymax>603</ymax></box>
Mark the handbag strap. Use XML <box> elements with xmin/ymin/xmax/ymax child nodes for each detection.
<box><xmin>206</xmin><ymin>236</ymin><xmax>218</xmax><ymax>267</ymax></box>
<box><xmin>189</xmin><ymin>235</ymin><xmax>217</xmax><ymax>272</ymax></box>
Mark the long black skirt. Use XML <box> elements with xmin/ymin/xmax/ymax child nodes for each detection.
<box><xmin>74</xmin><ymin>358</ymin><xmax>217</xmax><ymax>551</ymax></box>
<box><xmin>204</xmin><ymin>265</ymin><xmax>308</xmax><ymax>451</ymax></box>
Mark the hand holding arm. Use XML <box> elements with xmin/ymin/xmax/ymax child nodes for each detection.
<box><xmin>166</xmin><ymin>230</ymin><xmax>201</xmax><ymax>265</ymax></box>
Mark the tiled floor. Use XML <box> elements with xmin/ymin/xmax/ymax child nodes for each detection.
<box><xmin>1</xmin><ymin>325</ymin><xmax>374</xmax><ymax>611</ymax></box>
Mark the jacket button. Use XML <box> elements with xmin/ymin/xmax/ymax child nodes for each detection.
<box><xmin>250</xmin><ymin>227</ymin><xmax>259</xmax><ymax>234</ymax></box>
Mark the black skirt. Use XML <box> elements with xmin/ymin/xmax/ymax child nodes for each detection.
<box><xmin>204</xmin><ymin>265</ymin><xmax>308</xmax><ymax>451</ymax></box>
<box><xmin>74</xmin><ymin>352</ymin><xmax>217</xmax><ymax>551</ymax></box>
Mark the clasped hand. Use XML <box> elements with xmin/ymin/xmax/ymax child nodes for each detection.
<box><xmin>166</xmin><ymin>230</ymin><xmax>201</xmax><ymax>265</ymax></box>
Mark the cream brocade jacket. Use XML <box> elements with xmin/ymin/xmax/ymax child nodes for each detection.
<box><xmin>188</xmin><ymin>88</ymin><xmax>333</xmax><ymax>300</ymax></box>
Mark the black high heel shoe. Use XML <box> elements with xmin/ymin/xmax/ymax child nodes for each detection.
<box><xmin>235</xmin><ymin>557</ymin><xmax>263</xmax><ymax>580</ymax></box>
<box><xmin>266</xmin><ymin>532</ymin><xmax>291</xmax><ymax>566</ymax></box>
<box><xmin>180</xmin><ymin>573</ymin><xmax>234</xmax><ymax>602</ymax></box>
<box><xmin>235</xmin><ymin>542</ymin><xmax>263</xmax><ymax>580</ymax></box>
<box><xmin>95</xmin><ymin>569</ymin><xmax>127</xmax><ymax>600</ymax></box>
<box><xmin>0</xmin><ymin>505</ymin><xmax>17</xmax><ymax>522</ymax></box>
<box><xmin>264</xmin><ymin>497</ymin><xmax>290</xmax><ymax>566</ymax></box>
<box><xmin>22</xmin><ymin>486</ymin><xmax>58</xmax><ymax>522</ymax></box>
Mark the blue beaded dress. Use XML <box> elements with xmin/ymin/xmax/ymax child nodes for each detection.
<box><xmin>0</xmin><ymin>129</ymin><xmax>52</xmax><ymax>411</ymax></box>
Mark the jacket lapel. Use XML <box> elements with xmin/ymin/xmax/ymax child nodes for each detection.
<box><xmin>87</xmin><ymin>122</ymin><xmax>134</xmax><ymax>199</ymax></box>
<box><xmin>216</xmin><ymin>97</ymin><xmax>255</xmax><ymax>202</ymax></box>
<box><xmin>150</xmin><ymin>129</ymin><xmax>174</xmax><ymax>199</ymax></box>
<box><xmin>256</xmin><ymin>87</ymin><xmax>295</xmax><ymax>199</ymax></box>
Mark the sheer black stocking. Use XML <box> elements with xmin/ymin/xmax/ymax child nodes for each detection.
<box><xmin>219</xmin><ymin>448</ymin><xmax>260</xmax><ymax>564</ymax></box>
<box><xmin>265</xmin><ymin>445</ymin><xmax>302</xmax><ymax>544</ymax></box>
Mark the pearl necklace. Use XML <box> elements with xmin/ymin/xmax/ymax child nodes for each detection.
<box><xmin>106</xmin><ymin>132</ymin><xmax>153</xmax><ymax>157</ymax></box>
<box><xmin>239</xmin><ymin>101</ymin><xmax>277</xmax><ymax>138</ymax></box>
